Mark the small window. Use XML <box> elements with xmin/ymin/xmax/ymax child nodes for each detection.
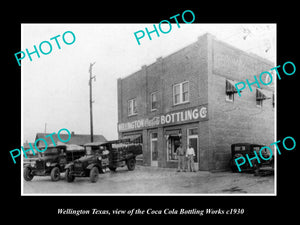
<box><xmin>173</xmin><ymin>81</ymin><xmax>189</xmax><ymax>105</ymax></box>
<box><xmin>151</xmin><ymin>132</ymin><xmax>158</xmax><ymax>139</ymax></box>
<box><xmin>128</xmin><ymin>98</ymin><xmax>137</xmax><ymax>116</ymax></box>
<box><xmin>226</xmin><ymin>93</ymin><xmax>234</xmax><ymax>102</ymax></box>
<box><xmin>188</xmin><ymin>128</ymin><xmax>198</xmax><ymax>136</ymax></box>
<box><xmin>256</xmin><ymin>99</ymin><xmax>263</xmax><ymax>107</ymax></box>
<box><xmin>225</xmin><ymin>79</ymin><xmax>237</xmax><ymax>102</ymax></box>
<box><xmin>256</xmin><ymin>89</ymin><xmax>272</xmax><ymax>108</ymax></box>
<box><xmin>151</xmin><ymin>92</ymin><xmax>158</xmax><ymax>111</ymax></box>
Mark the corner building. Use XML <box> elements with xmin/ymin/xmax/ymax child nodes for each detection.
<box><xmin>117</xmin><ymin>33</ymin><xmax>275</xmax><ymax>171</ymax></box>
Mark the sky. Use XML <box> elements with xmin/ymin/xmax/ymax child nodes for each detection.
<box><xmin>21</xmin><ymin>23</ymin><xmax>276</xmax><ymax>143</ymax></box>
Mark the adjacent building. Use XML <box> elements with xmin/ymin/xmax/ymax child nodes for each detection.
<box><xmin>117</xmin><ymin>33</ymin><xmax>275</xmax><ymax>171</ymax></box>
<box><xmin>34</xmin><ymin>131</ymin><xmax>107</xmax><ymax>148</ymax></box>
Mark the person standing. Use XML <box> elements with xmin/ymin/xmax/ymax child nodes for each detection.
<box><xmin>176</xmin><ymin>143</ymin><xmax>185</xmax><ymax>172</ymax></box>
<box><xmin>186</xmin><ymin>144</ymin><xmax>196</xmax><ymax>172</ymax></box>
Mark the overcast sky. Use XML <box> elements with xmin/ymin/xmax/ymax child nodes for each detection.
<box><xmin>21</xmin><ymin>23</ymin><xmax>276</xmax><ymax>143</ymax></box>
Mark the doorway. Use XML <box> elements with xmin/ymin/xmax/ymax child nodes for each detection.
<box><xmin>187</xmin><ymin>127</ymin><xmax>199</xmax><ymax>170</ymax></box>
<box><xmin>167</xmin><ymin>135</ymin><xmax>181</xmax><ymax>161</ymax></box>
<box><xmin>150</xmin><ymin>132</ymin><xmax>158</xmax><ymax>166</ymax></box>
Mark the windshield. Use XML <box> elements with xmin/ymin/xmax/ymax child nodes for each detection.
<box><xmin>44</xmin><ymin>147</ymin><xmax>63</xmax><ymax>155</ymax></box>
<box><xmin>234</xmin><ymin>146</ymin><xmax>246</xmax><ymax>151</ymax></box>
<box><xmin>85</xmin><ymin>146</ymin><xmax>102</xmax><ymax>155</ymax></box>
<box><xmin>253</xmin><ymin>146</ymin><xmax>260</xmax><ymax>152</ymax></box>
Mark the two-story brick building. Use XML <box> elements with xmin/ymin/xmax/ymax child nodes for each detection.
<box><xmin>117</xmin><ymin>33</ymin><xmax>275</xmax><ymax>171</ymax></box>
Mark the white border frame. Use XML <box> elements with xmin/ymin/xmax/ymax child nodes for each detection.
<box><xmin>21</xmin><ymin>23</ymin><xmax>277</xmax><ymax>196</ymax></box>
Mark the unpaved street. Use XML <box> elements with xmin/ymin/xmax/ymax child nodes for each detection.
<box><xmin>23</xmin><ymin>166</ymin><xmax>274</xmax><ymax>195</ymax></box>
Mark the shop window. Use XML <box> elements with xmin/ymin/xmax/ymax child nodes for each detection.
<box><xmin>167</xmin><ymin>135</ymin><xmax>181</xmax><ymax>161</ymax></box>
<box><xmin>173</xmin><ymin>81</ymin><xmax>189</xmax><ymax>105</ymax></box>
<box><xmin>150</xmin><ymin>92</ymin><xmax>158</xmax><ymax>111</ymax></box>
<box><xmin>128</xmin><ymin>98</ymin><xmax>137</xmax><ymax>116</ymax></box>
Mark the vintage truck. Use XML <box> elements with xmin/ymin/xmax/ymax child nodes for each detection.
<box><xmin>23</xmin><ymin>144</ymin><xmax>86</xmax><ymax>181</ymax></box>
<box><xmin>230</xmin><ymin>143</ymin><xmax>274</xmax><ymax>175</ymax></box>
<box><xmin>65</xmin><ymin>139</ymin><xmax>143</xmax><ymax>183</ymax></box>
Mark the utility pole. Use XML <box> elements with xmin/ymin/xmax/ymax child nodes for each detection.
<box><xmin>89</xmin><ymin>62</ymin><xmax>96</xmax><ymax>142</ymax></box>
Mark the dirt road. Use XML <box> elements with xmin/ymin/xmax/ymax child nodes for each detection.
<box><xmin>23</xmin><ymin>165</ymin><xmax>274</xmax><ymax>195</ymax></box>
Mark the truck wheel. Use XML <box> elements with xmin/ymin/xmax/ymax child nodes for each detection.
<box><xmin>50</xmin><ymin>167</ymin><xmax>60</xmax><ymax>181</ymax></box>
<box><xmin>126</xmin><ymin>158</ymin><xmax>136</xmax><ymax>171</ymax></box>
<box><xmin>65</xmin><ymin>168</ymin><xmax>75</xmax><ymax>182</ymax></box>
<box><xmin>90</xmin><ymin>167</ymin><xmax>99</xmax><ymax>183</ymax></box>
<box><xmin>24</xmin><ymin>167</ymin><xmax>34</xmax><ymax>181</ymax></box>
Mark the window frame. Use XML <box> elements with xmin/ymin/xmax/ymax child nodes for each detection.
<box><xmin>128</xmin><ymin>98</ymin><xmax>137</xmax><ymax>116</ymax></box>
<box><xmin>173</xmin><ymin>81</ymin><xmax>190</xmax><ymax>106</ymax></box>
<box><xmin>256</xmin><ymin>99</ymin><xmax>263</xmax><ymax>108</ymax></box>
<box><xmin>226</xmin><ymin>92</ymin><xmax>234</xmax><ymax>102</ymax></box>
<box><xmin>150</xmin><ymin>91</ymin><xmax>158</xmax><ymax>111</ymax></box>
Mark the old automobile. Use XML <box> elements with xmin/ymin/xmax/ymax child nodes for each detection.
<box><xmin>230</xmin><ymin>143</ymin><xmax>274</xmax><ymax>175</ymax></box>
<box><xmin>23</xmin><ymin>143</ymin><xmax>86</xmax><ymax>181</ymax></box>
<box><xmin>65</xmin><ymin>138</ymin><xmax>143</xmax><ymax>183</ymax></box>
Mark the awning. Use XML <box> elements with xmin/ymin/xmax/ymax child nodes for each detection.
<box><xmin>226</xmin><ymin>79</ymin><xmax>238</xmax><ymax>94</ymax></box>
<box><xmin>121</xmin><ymin>134</ymin><xmax>142</xmax><ymax>143</ymax></box>
<box><xmin>256</xmin><ymin>88</ymin><xmax>272</xmax><ymax>100</ymax></box>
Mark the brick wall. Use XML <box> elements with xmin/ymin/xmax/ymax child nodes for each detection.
<box><xmin>208</xmin><ymin>37</ymin><xmax>275</xmax><ymax>171</ymax></box>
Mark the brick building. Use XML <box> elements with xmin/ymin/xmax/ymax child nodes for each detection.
<box><xmin>117</xmin><ymin>33</ymin><xmax>275</xmax><ymax>171</ymax></box>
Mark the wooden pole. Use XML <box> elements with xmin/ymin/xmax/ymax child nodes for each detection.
<box><xmin>89</xmin><ymin>62</ymin><xmax>96</xmax><ymax>142</ymax></box>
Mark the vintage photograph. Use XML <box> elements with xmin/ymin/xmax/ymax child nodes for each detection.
<box><xmin>21</xmin><ymin>23</ymin><xmax>276</xmax><ymax>195</ymax></box>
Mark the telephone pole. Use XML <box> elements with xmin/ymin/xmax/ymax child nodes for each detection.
<box><xmin>89</xmin><ymin>62</ymin><xmax>96</xmax><ymax>142</ymax></box>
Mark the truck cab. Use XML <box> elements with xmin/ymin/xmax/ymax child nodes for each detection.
<box><xmin>23</xmin><ymin>144</ymin><xmax>86</xmax><ymax>181</ymax></box>
<box><xmin>230</xmin><ymin>143</ymin><xmax>274</xmax><ymax>175</ymax></box>
<box><xmin>65</xmin><ymin>141</ymin><xmax>111</xmax><ymax>183</ymax></box>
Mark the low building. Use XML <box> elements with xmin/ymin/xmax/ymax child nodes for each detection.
<box><xmin>117</xmin><ymin>33</ymin><xmax>274</xmax><ymax>171</ymax></box>
<box><xmin>34</xmin><ymin>131</ymin><xmax>107</xmax><ymax>148</ymax></box>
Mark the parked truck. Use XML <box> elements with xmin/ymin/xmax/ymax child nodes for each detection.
<box><xmin>65</xmin><ymin>139</ymin><xmax>143</xmax><ymax>183</ymax></box>
<box><xmin>23</xmin><ymin>144</ymin><xmax>86</xmax><ymax>181</ymax></box>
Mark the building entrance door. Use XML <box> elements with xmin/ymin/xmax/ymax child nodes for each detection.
<box><xmin>150</xmin><ymin>133</ymin><xmax>158</xmax><ymax>166</ymax></box>
<box><xmin>187</xmin><ymin>128</ymin><xmax>199</xmax><ymax>171</ymax></box>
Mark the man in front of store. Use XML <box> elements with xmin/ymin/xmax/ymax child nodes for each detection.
<box><xmin>186</xmin><ymin>144</ymin><xmax>196</xmax><ymax>172</ymax></box>
<box><xmin>176</xmin><ymin>143</ymin><xmax>186</xmax><ymax>172</ymax></box>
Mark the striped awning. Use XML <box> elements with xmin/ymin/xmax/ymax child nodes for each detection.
<box><xmin>226</xmin><ymin>79</ymin><xmax>238</xmax><ymax>94</ymax></box>
<box><xmin>256</xmin><ymin>88</ymin><xmax>272</xmax><ymax>100</ymax></box>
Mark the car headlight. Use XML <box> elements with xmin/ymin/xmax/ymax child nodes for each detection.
<box><xmin>30</xmin><ymin>162</ymin><xmax>36</xmax><ymax>167</ymax></box>
<box><xmin>46</xmin><ymin>162</ymin><xmax>51</xmax><ymax>167</ymax></box>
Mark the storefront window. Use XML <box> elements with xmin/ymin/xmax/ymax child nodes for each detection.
<box><xmin>167</xmin><ymin>135</ymin><xmax>180</xmax><ymax>161</ymax></box>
